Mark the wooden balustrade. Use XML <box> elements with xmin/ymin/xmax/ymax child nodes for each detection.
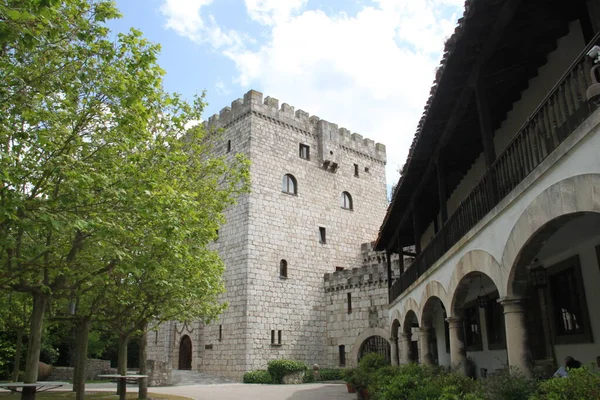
<box><xmin>389</xmin><ymin>35</ymin><xmax>600</xmax><ymax>303</ymax></box>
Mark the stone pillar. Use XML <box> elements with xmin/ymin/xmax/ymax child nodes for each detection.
<box><xmin>447</xmin><ymin>317</ymin><xmax>466</xmax><ymax>372</ymax></box>
<box><xmin>390</xmin><ymin>337</ymin><xmax>399</xmax><ymax>366</ymax></box>
<box><xmin>499</xmin><ymin>297</ymin><xmax>532</xmax><ymax>377</ymax></box>
<box><xmin>400</xmin><ymin>333</ymin><xmax>411</xmax><ymax>364</ymax></box>
<box><xmin>418</xmin><ymin>328</ymin><xmax>432</xmax><ymax>365</ymax></box>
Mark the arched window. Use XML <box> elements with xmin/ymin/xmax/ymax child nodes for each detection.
<box><xmin>282</xmin><ymin>174</ymin><xmax>297</xmax><ymax>194</ymax></box>
<box><xmin>341</xmin><ymin>191</ymin><xmax>353</xmax><ymax>209</ymax></box>
<box><xmin>280</xmin><ymin>260</ymin><xmax>288</xmax><ymax>278</ymax></box>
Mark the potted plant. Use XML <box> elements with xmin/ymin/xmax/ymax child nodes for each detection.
<box><xmin>343</xmin><ymin>368</ymin><xmax>356</xmax><ymax>393</ymax></box>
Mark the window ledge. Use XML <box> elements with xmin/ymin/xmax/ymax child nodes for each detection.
<box><xmin>341</xmin><ymin>207</ymin><xmax>353</xmax><ymax>211</ymax></box>
<box><xmin>270</xmin><ymin>344</ymin><xmax>283</xmax><ymax>347</ymax></box>
<box><xmin>282</xmin><ymin>191</ymin><xmax>297</xmax><ymax>196</ymax></box>
<box><xmin>279</xmin><ymin>276</ymin><xmax>288</xmax><ymax>280</ymax></box>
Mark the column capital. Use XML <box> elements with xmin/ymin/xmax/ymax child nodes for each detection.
<box><xmin>498</xmin><ymin>296</ymin><xmax>527</xmax><ymax>314</ymax></box>
<box><xmin>400</xmin><ymin>332</ymin><xmax>411</xmax><ymax>340</ymax></box>
<box><xmin>389</xmin><ymin>336</ymin><xmax>398</xmax><ymax>342</ymax></box>
<box><xmin>445</xmin><ymin>316</ymin><xmax>462</xmax><ymax>328</ymax></box>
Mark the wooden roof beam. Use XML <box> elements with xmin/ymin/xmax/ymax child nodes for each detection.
<box><xmin>383</xmin><ymin>0</ymin><xmax>522</xmax><ymax>251</ymax></box>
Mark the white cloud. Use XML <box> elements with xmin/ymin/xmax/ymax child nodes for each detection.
<box><xmin>159</xmin><ymin>0</ymin><xmax>464</xmax><ymax>185</ymax></box>
<box><xmin>244</xmin><ymin>0</ymin><xmax>307</xmax><ymax>25</ymax></box>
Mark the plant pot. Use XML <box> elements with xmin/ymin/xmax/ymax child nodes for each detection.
<box><xmin>346</xmin><ymin>383</ymin><xmax>356</xmax><ymax>393</ymax></box>
<box><xmin>363</xmin><ymin>388</ymin><xmax>370</xmax><ymax>400</ymax></box>
<box><xmin>356</xmin><ymin>389</ymin><xmax>365</xmax><ymax>400</ymax></box>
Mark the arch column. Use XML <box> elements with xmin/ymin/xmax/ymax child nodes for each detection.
<box><xmin>417</xmin><ymin>328</ymin><xmax>432</xmax><ymax>365</ymax></box>
<box><xmin>447</xmin><ymin>317</ymin><xmax>466</xmax><ymax>372</ymax></box>
<box><xmin>499</xmin><ymin>297</ymin><xmax>532</xmax><ymax>377</ymax></box>
<box><xmin>390</xmin><ymin>337</ymin><xmax>399</xmax><ymax>366</ymax></box>
<box><xmin>400</xmin><ymin>333</ymin><xmax>411</xmax><ymax>364</ymax></box>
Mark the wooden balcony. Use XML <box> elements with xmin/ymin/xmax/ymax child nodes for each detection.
<box><xmin>390</xmin><ymin>33</ymin><xmax>600</xmax><ymax>304</ymax></box>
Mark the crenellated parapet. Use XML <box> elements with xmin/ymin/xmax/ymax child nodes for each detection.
<box><xmin>204</xmin><ymin>89</ymin><xmax>386</xmax><ymax>164</ymax></box>
<box><xmin>323</xmin><ymin>264</ymin><xmax>388</xmax><ymax>292</ymax></box>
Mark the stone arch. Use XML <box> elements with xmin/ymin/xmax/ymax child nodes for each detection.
<box><xmin>419</xmin><ymin>280</ymin><xmax>449</xmax><ymax>325</ymax></box>
<box><xmin>448</xmin><ymin>250</ymin><xmax>504</xmax><ymax>315</ymax></box>
<box><xmin>503</xmin><ymin>174</ymin><xmax>600</xmax><ymax>296</ymax></box>
<box><xmin>402</xmin><ymin>297</ymin><xmax>420</xmax><ymax>323</ymax></box>
<box><xmin>350</xmin><ymin>327</ymin><xmax>390</xmax><ymax>365</ymax></box>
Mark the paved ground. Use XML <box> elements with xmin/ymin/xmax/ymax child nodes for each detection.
<box><xmin>149</xmin><ymin>383</ymin><xmax>355</xmax><ymax>400</ymax></box>
<box><xmin>170</xmin><ymin>370</ymin><xmax>237</xmax><ymax>385</ymax></box>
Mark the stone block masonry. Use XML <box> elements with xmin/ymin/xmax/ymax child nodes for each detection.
<box><xmin>148</xmin><ymin>90</ymin><xmax>389</xmax><ymax>379</ymax></box>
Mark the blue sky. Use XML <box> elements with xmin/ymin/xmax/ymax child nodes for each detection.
<box><xmin>109</xmin><ymin>0</ymin><xmax>464</xmax><ymax>185</ymax></box>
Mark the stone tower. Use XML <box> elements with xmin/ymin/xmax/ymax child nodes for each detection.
<box><xmin>147</xmin><ymin>89</ymin><xmax>388</xmax><ymax>379</ymax></box>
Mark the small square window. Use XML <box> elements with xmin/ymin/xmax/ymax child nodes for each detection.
<box><xmin>299</xmin><ymin>144</ymin><xmax>310</xmax><ymax>160</ymax></box>
<box><xmin>364</xmin><ymin>167</ymin><xmax>369</xmax><ymax>173</ymax></box>
<box><xmin>319</xmin><ymin>227</ymin><xmax>327</xmax><ymax>244</ymax></box>
<box><xmin>354</xmin><ymin>164</ymin><xmax>359</xmax><ymax>177</ymax></box>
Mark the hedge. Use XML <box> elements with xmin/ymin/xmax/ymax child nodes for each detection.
<box><xmin>267</xmin><ymin>359</ymin><xmax>308</xmax><ymax>384</ymax></box>
<box><xmin>242</xmin><ymin>369</ymin><xmax>273</xmax><ymax>384</ymax></box>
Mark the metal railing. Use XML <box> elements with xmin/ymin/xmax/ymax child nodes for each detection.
<box><xmin>390</xmin><ymin>33</ymin><xmax>600</xmax><ymax>303</ymax></box>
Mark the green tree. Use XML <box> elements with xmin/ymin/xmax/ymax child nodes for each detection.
<box><xmin>0</xmin><ymin>1</ymin><xmax>249</xmax><ymax>400</ymax></box>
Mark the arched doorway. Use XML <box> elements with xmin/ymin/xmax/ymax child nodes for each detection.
<box><xmin>451</xmin><ymin>271</ymin><xmax>504</xmax><ymax>378</ymax></box>
<box><xmin>358</xmin><ymin>335</ymin><xmax>391</xmax><ymax>363</ymax></box>
<box><xmin>178</xmin><ymin>335</ymin><xmax>192</xmax><ymax>370</ymax></box>
<box><xmin>507</xmin><ymin>212</ymin><xmax>600</xmax><ymax>377</ymax></box>
<box><xmin>403</xmin><ymin>310</ymin><xmax>419</xmax><ymax>363</ymax></box>
<box><xmin>421</xmin><ymin>296</ymin><xmax>449</xmax><ymax>366</ymax></box>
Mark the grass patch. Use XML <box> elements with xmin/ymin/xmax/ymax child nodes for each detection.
<box><xmin>0</xmin><ymin>392</ymin><xmax>191</xmax><ymax>400</ymax></box>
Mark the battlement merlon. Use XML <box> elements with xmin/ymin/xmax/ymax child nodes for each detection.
<box><xmin>203</xmin><ymin>90</ymin><xmax>387</xmax><ymax>164</ymax></box>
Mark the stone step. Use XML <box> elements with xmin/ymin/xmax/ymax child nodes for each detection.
<box><xmin>170</xmin><ymin>369</ymin><xmax>237</xmax><ymax>386</ymax></box>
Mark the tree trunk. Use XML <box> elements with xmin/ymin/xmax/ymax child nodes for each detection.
<box><xmin>138</xmin><ymin>322</ymin><xmax>148</xmax><ymax>400</ymax></box>
<box><xmin>73</xmin><ymin>317</ymin><xmax>91</xmax><ymax>400</ymax></box>
<box><xmin>117</xmin><ymin>333</ymin><xmax>129</xmax><ymax>400</ymax></box>
<box><xmin>21</xmin><ymin>292</ymin><xmax>48</xmax><ymax>400</ymax></box>
<box><xmin>12</xmin><ymin>329</ymin><xmax>23</xmax><ymax>381</ymax></box>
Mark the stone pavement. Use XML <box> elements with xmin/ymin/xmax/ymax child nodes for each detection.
<box><xmin>149</xmin><ymin>382</ymin><xmax>355</xmax><ymax>400</ymax></box>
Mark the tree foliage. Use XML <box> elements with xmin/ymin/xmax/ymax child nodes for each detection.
<box><xmin>0</xmin><ymin>1</ymin><xmax>249</xmax><ymax>398</ymax></box>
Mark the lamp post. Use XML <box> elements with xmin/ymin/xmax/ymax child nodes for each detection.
<box><xmin>529</xmin><ymin>258</ymin><xmax>555</xmax><ymax>367</ymax></box>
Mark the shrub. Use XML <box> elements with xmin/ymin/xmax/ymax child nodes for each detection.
<box><xmin>342</xmin><ymin>368</ymin><xmax>355</xmax><ymax>382</ymax></box>
<box><xmin>243</xmin><ymin>369</ymin><xmax>273</xmax><ymax>384</ymax></box>
<box><xmin>371</xmin><ymin>363</ymin><xmax>480</xmax><ymax>400</ymax></box>
<box><xmin>475</xmin><ymin>367</ymin><xmax>537</xmax><ymax>400</ymax></box>
<box><xmin>303</xmin><ymin>369</ymin><xmax>315</xmax><ymax>383</ymax></box>
<box><xmin>267</xmin><ymin>359</ymin><xmax>308</xmax><ymax>384</ymax></box>
<box><xmin>318</xmin><ymin>368</ymin><xmax>345</xmax><ymax>381</ymax></box>
<box><xmin>532</xmin><ymin>366</ymin><xmax>600</xmax><ymax>399</ymax></box>
<box><xmin>358</xmin><ymin>353</ymin><xmax>389</xmax><ymax>372</ymax></box>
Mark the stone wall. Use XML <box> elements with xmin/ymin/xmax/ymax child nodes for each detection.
<box><xmin>147</xmin><ymin>360</ymin><xmax>172</xmax><ymax>387</ymax></box>
<box><xmin>324</xmin><ymin>252</ymin><xmax>391</xmax><ymax>368</ymax></box>
<box><xmin>46</xmin><ymin>359</ymin><xmax>111</xmax><ymax>381</ymax></box>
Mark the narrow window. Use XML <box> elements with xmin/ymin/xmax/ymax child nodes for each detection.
<box><xmin>341</xmin><ymin>192</ymin><xmax>353</xmax><ymax>210</ymax></box>
<box><xmin>339</xmin><ymin>345</ymin><xmax>346</xmax><ymax>367</ymax></box>
<box><xmin>280</xmin><ymin>260</ymin><xmax>288</xmax><ymax>278</ymax></box>
<box><xmin>299</xmin><ymin>144</ymin><xmax>310</xmax><ymax>160</ymax></box>
<box><xmin>463</xmin><ymin>305</ymin><xmax>482</xmax><ymax>351</ymax></box>
<box><xmin>215</xmin><ymin>229</ymin><xmax>219</xmax><ymax>240</ymax></box>
<box><xmin>277</xmin><ymin>330</ymin><xmax>282</xmax><ymax>344</ymax></box>
<box><xmin>319</xmin><ymin>227</ymin><xmax>326</xmax><ymax>244</ymax></box>
<box><xmin>282</xmin><ymin>174</ymin><xmax>297</xmax><ymax>194</ymax></box>
<box><xmin>227</xmin><ymin>140</ymin><xmax>231</xmax><ymax>153</ymax></box>
<box><xmin>219</xmin><ymin>325</ymin><xmax>222</xmax><ymax>341</ymax></box>
<box><xmin>354</xmin><ymin>164</ymin><xmax>359</xmax><ymax>177</ymax></box>
<box><xmin>347</xmin><ymin>293</ymin><xmax>352</xmax><ymax>314</ymax></box>
<box><xmin>155</xmin><ymin>331</ymin><xmax>158</xmax><ymax>345</ymax></box>
<box><xmin>271</xmin><ymin>330</ymin><xmax>275</xmax><ymax>344</ymax></box>
<box><xmin>485</xmin><ymin>296</ymin><xmax>505</xmax><ymax>349</ymax></box>
<box><xmin>364</xmin><ymin>167</ymin><xmax>369</xmax><ymax>173</ymax></box>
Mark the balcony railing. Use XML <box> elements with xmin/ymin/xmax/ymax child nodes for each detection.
<box><xmin>390</xmin><ymin>33</ymin><xmax>600</xmax><ymax>303</ymax></box>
